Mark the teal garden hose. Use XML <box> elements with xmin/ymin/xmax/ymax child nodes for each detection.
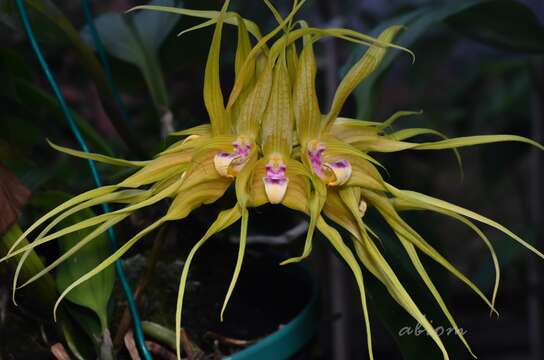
<box><xmin>14</xmin><ymin>1</ymin><xmax>152</xmax><ymax>358</ymax></box>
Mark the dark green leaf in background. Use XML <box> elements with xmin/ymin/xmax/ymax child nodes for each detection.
<box><xmin>81</xmin><ymin>0</ymin><xmax>182</xmax><ymax>109</ymax></box>
<box><xmin>1</xmin><ymin>0</ymin><xmax>144</xmax><ymax>155</ymax></box>
<box><xmin>345</xmin><ymin>0</ymin><xmax>544</xmax><ymax>119</ymax></box>
<box><xmin>0</xmin><ymin>224</ymin><xmax>58</xmax><ymax>312</ymax></box>
<box><xmin>447</xmin><ymin>0</ymin><xmax>544</xmax><ymax>54</ymax></box>
<box><xmin>31</xmin><ymin>191</ymin><xmax>115</xmax><ymax>331</ymax></box>
<box><xmin>12</xmin><ymin>78</ymin><xmax>115</xmax><ymax>157</ymax></box>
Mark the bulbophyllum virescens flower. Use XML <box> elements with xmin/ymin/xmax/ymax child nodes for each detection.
<box><xmin>3</xmin><ymin>1</ymin><xmax>544</xmax><ymax>359</ymax></box>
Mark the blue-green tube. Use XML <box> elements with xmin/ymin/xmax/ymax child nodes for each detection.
<box><xmin>14</xmin><ymin>1</ymin><xmax>152</xmax><ymax>359</ymax></box>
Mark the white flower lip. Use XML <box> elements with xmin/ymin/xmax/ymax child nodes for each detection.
<box><xmin>263</xmin><ymin>177</ymin><xmax>289</xmax><ymax>204</ymax></box>
<box><xmin>323</xmin><ymin>159</ymin><xmax>352</xmax><ymax>186</ymax></box>
<box><xmin>213</xmin><ymin>152</ymin><xmax>240</xmax><ymax>178</ymax></box>
<box><xmin>213</xmin><ymin>137</ymin><xmax>252</xmax><ymax>178</ymax></box>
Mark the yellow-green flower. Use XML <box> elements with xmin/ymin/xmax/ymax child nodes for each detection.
<box><xmin>3</xmin><ymin>1</ymin><xmax>544</xmax><ymax>359</ymax></box>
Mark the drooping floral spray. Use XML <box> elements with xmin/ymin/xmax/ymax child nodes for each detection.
<box><xmin>3</xmin><ymin>1</ymin><xmax>544</xmax><ymax>359</ymax></box>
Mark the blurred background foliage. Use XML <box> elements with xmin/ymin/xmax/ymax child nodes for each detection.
<box><xmin>0</xmin><ymin>0</ymin><xmax>544</xmax><ymax>359</ymax></box>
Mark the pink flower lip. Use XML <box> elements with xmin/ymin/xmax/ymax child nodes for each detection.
<box><xmin>262</xmin><ymin>155</ymin><xmax>289</xmax><ymax>204</ymax></box>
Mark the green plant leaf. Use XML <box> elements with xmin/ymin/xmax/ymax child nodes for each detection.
<box><xmin>62</xmin><ymin>319</ymin><xmax>95</xmax><ymax>360</ymax></box>
<box><xmin>14</xmin><ymin>191</ymin><xmax>110</xmax><ymax>359</ymax></box>
<box><xmin>1</xmin><ymin>224</ymin><xmax>99</xmax><ymax>358</ymax></box>
<box><xmin>0</xmin><ymin>223</ymin><xmax>58</xmax><ymax>311</ymax></box>
<box><xmin>31</xmin><ymin>191</ymin><xmax>115</xmax><ymax>331</ymax></box>
<box><xmin>81</xmin><ymin>0</ymin><xmax>181</xmax><ymax>109</ymax></box>
<box><xmin>11</xmin><ymin>77</ymin><xmax>115</xmax><ymax>157</ymax></box>
<box><xmin>346</xmin><ymin>0</ymin><xmax>544</xmax><ymax>119</ymax></box>
<box><xmin>2</xmin><ymin>0</ymin><xmax>142</xmax><ymax>155</ymax></box>
<box><xmin>446</xmin><ymin>0</ymin><xmax>544</xmax><ymax>53</ymax></box>
<box><xmin>55</xmin><ymin>212</ymin><xmax>115</xmax><ymax>330</ymax></box>
<box><xmin>130</xmin><ymin>0</ymin><xmax>183</xmax><ymax>52</ymax></box>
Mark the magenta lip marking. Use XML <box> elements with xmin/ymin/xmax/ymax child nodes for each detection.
<box><xmin>264</xmin><ymin>163</ymin><xmax>287</xmax><ymax>185</ymax></box>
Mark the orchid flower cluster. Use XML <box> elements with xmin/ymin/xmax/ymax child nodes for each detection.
<box><xmin>3</xmin><ymin>1</ymin><xmax>544</xmax><ymax>359</ymax></box>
